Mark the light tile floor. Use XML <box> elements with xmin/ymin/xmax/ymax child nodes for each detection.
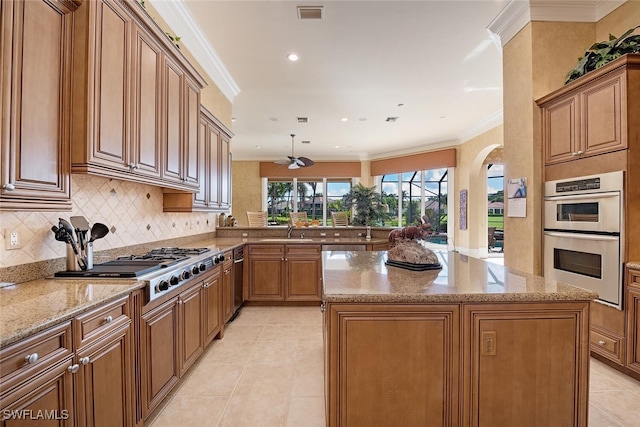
<box><xmin>146</xmin><ymin>306</ymin><xmax>640</xmax><ymax>427</ymax></box>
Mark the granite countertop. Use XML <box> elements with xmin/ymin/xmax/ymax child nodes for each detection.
<box><xmin>322</xmin><ymin>250</ymin><xmax>598</xmax><ymax>304</ymax></box>
<box><xmin>0</xmin><ymin>279</ymin><xmax>144</xmax><ymax>347</ymax></box>
<box><xmin>627</xmin><ymin>261</ymin><xmax>640</xmax><ymax>270</ymax></box>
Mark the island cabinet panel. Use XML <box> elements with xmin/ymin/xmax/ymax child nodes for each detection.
<box><xmin>0</xmin><ymin>0</ymin><xmax>76</xmax><ymax>210</ymax></box>
<box><xmin>324</xmin><ymin>304</ymin><xmax>460</xmax><ymax>427</ymax></box>
<box><xmin>177</xmin><ymin>283</ymin><xmax>204</xmax><ymax>376</ymax></box>
<box><xmin>462</xmin><ymin>302</ymin><xmax>590</xmax><ymax>427</ymax></box>
<box><xmin>627</xmin><ymin>268</ymin><xmax>640</xmax><ymax>374</ymax></box>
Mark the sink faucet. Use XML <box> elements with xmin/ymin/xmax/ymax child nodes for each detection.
<box><xmin>287</xmin><ymin>224</ymin><xmax>293</xmax><ymax>239</ymax></box>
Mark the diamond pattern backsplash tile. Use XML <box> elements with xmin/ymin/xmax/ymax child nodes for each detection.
<box><xmin>0</xmin><ymin>175</ymin><xmax>217</xmax><ymax>268</ymax></box>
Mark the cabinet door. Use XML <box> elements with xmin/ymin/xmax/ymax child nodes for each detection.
<box><xmin>208</xmin><ymin>125</ymin><xmax>221</xmax><ymax>208</ymax></box>
<box><xmin>203</xmin><ymin>269</ymin><xmax>223</xmax><ymax>344</ymax></box>
<box><xmin>75</xmin><ymin>323</ymin><xmax>133</xmax><ymax>427</ymax></box>
<box><xmin>178</xmin><ymin>284</ymin><xmax>203</xmax><ymax>375</ymax></box>
<box><xmin>286</xmin><ymin>245</ymin><xmax>321</xmax><ymax>301</ymax></box>
<box><xmin>0</xmin><ymin>0</ymin><xmax>74</xmax><ymax>209</ymax></box>
<box><xmin>627</xmin><ymin>270</ymin><xmax>640</xmax><ymax>374</ymax></box>
<box><xmin>581</xmin><ymin>71</ymin><xmax>626</xmax><ymax>157</ymax></box>
<box><xmin>541</xmin><ymin>95</ymin><xmax>579</xmax><ymax>165</ymax></box>
<box><xmin>140</xmin><ymin>298</ymin><xmax>179</xmax><ymax>419</ymax></box>
<box><xmin>247</xmin><ymin>246</ymin><xmax>285</xmax><ymax>301</ymax></box>
<box><xmin>463</xmin><ymin>303</ymin><xmax>589</xmax><ymax>427</ymax></box>
<box><xmin>130</xmin><ymin>24</ymin><xmax>161</xmax><ymax>179</ymax></box>
<box><xmin>193</xmin><ymin>118</ymin><xmax>208</xmax><ymax>208</ymax></box>
<box><xmin>219</xmin><ymin>133</ymin><xmax>231</xmax><ymax>210</ymax></box>
<box><xmin>183</xmin><ymin>76</ymin><xmax>200</xmax><ymax>188</ymax></box>
<box><xmin>222</xmin><ymin>257</ymin><xmax>233</xmax><ymax>321</ymax></box>
<box><xmin>86</xmin><ymin>0</ymin><xmax>131</xmax><ymax>172</ymax></box>
<box><xmin>161</xmin><ymin>56</ymin><xmax>183</xmax><ymax>184</ymax></box>
<box><xmin>0</xmin><ymin>359</ymin><xmax>75</xmax><ymax>426</ymax></box>
<box><xmin>325</xmin><ymin>303</ymin><xmax>460</xmax><ymax>427</ymax></box>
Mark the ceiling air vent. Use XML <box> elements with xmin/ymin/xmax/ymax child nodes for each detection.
<box><xmin>297</xmin><ymin>6</ymin><xmax>323</xmax><ymax>20</ymax></box>
<box><xmin>386</xmin><ymin>117</ymin><xmax>399</xmax><ymax>122</ymax></box>
<box><xmin>297</xmin><ymin>117</ymin><xmax>309</xmax><ymax>123</ymax></box>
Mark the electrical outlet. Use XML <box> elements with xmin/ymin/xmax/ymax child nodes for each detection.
<box><xmin>4</xmin><ymin>230</ymin><xmax>22</xmax><ymax>250</ymax></box>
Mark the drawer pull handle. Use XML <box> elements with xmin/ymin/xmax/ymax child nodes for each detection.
<box><xmin>2</xmin><ymin>183</ymin><xmax>15</xmax><ymax>191</ymax></box>
<box><xmin>68</xmin><ymin>364</ymin><xmax>80</xmax><ymax>374</ymax></box>
<box><xmin>203</xmin><ymin>282</ymin><xmax>210</xmax><ymax>288</ymax></box>
<box><xmin>24</xmin><ymin>353</ymin><xmax>39</xmax><ymax>364</ymax></box>
<box><xmin>104</xmin><ymin>315</ymin><xmax>113</xmax><ymax>324</ymax></box>
<box><xmin>598</xmin><ymin>340</ymin><xmax>606</xmax><ymax>346</ymax></box>
<box><xmin>80</xmin><ymin>356</ymin><xmax>90</xmax><ymax>365</ymax></box>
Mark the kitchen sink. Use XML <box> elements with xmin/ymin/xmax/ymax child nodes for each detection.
<box><xmin>259</xmin><ymin>238</ymin><xmax>315</xmax><ymax>242</ymax></box>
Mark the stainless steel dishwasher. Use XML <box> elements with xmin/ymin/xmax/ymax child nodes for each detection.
<box><xmin>231</xmin><ymin>246</ymin><xmax>244</xmax><ymax>320</ymax></box>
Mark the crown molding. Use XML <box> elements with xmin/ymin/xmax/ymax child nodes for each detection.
<box><xmin>487</xmin><ymin>0</ymin><xmax>627</xmax><ymax>48</ymax></box>
<box><xmin>148</xmin><ymin>0</ymin><xmax>240</xmax><ymax>102</ymax></box>
<box><xmin>458</xmin><ymin>109</ymin><xmax>504</xmax><ymax>144</ymax></box>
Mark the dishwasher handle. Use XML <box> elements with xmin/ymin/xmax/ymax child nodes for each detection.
<box><xmin>233</xmin><ymin>258</ymin><xmax>244</xmax><ymax>264</ymax></box>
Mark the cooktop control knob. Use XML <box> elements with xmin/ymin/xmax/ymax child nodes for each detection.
<box><xmin>157</xmin><ymin>280</ymin><xmax>170</xmax><ymax>292</ymax></box>
<box><xmin>199</xmin><ymin>263</ymin><xmax>207</xmax><ymax>272</ymax></box>
<box><xmin>169</xmin><ymin>275</ymin><xmax>180</xmax><ymax>286</ymax></box>
<box><xmin>214</xmin><ymin>256</ymin><xmax>221</xmax><ymax>264</ymax></box>
<box><xmin>191</xmin><ymin>265</ymin><xmax>199</xmax><ymax>275</ymax></box>
<box><xmin>181</xmin><ymin>270</ymin><xmax>191</xmax><ymax>280</ymax></box>
<box><xmin>219</xmin><ymin>254</ymin><xmax>225</xmax><ymax>262</ymax></box>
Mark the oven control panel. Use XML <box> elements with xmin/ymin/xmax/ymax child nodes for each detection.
<box><xmin>556</xmin><ymin>177</ymin><xmax>600</xmax><ymax>193</ymax></box>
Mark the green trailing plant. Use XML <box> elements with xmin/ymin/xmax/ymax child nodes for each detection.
<box><xmin>342</xmin><ymin>183</ymin><xmax>390</xmax><ymax>226</ymax></box>
<box><xmin>565</xmin><ymin>25</ymin><xmax>640</xmax><ymax>84</ymax></box>
<box><xmin>165</xmin><ymin>32</ymin><xmax>181</xmax><ymax>49</ymax></box>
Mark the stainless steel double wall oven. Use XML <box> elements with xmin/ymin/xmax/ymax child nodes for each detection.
<box><xmin>544</xmin><ymin>171</ymin><xmax>624</xmax><ymax>309</ymax></box>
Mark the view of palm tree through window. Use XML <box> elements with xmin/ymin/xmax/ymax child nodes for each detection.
<box><xmin>267</xmin><ymin>180</ymin><xmax>351</xmax><ymax>225</ymax></box>
<box><xmin>381</xmin><ymin>169</ymin><xmax>448</xmax><ymax>230</ymax></box>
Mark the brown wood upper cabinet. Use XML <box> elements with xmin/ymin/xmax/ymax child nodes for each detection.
<box><xmin>71</xmin><ymin>0</ymin><xmax>206</xmax><ymax>191</ymax></box>
<box><xmin>163</xmin><ymin>106</ymin><xmax>233</xmax><ymax>212</ymax></box>
<box><xmin>0</xmin><ymin>0</ymin><xmax>79</xmax><ymax>211</ymax></box>
<box><xmin>537</xmin><ymin>54</ymin><xmax>639</xmax><ymax>166</ymax></box>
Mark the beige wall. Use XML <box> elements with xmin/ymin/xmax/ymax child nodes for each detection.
<box><xmin>231</xmin><ymin>162</ymin><xmax>263</xmax><ymax>227</ymax></box>
<box><xmin>453</xmin><ymin>126</ymin><xmax>503</xmax><ymax>256</ymax></box>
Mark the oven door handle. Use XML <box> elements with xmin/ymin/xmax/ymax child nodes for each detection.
<box><xmin>544</xmin><ymin>191</ymin><xmax>619</xmax><ymax>201</ymax></box>
<box><xmin>543</xmin><ymin>231</ymin><xmax>619</xmax><ymax>241</ymax></box>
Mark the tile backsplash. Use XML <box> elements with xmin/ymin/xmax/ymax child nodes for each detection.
<box><xmin>0</xmin><ymin>175</ymin><xmax>216</xmax><ymax>268</ymax></box>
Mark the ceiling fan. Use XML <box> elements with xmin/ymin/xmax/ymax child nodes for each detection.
<box><xmin>274</xmin><ymin>134</ymin><xmax>315</xmax><ymax>169</ymax></box>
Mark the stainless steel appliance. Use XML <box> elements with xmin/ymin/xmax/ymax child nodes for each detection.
<box><xmin>55</xmin><ymin>247</ymin><xmax>225</xmax><ymax>303</ymax></box>
<box><xmin>231</xmin><ymin>246</ymin><xmax>244</xmax><ymax>319</ymax></box>
<box><xmin>544</xmin><ymin>171</ymin><xmax>624</xmax><ymax>309</ymax></box>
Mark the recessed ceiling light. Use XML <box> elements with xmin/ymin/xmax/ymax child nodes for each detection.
<box><xmin>334</xmin><ymin>145</ymin><xmax>340</xmax><ymax>148</ymax></box>
<box><xmin>254</xmin><ymin>145</ymin><xmax>261</xmax><ymax>149</ymax></box>
<box><xmin>340</xmin><ymin>118</ymin><xmax>348</xmax><ymax>122</ymax></box>
<box><xmin>440</xmin><ymin>116</ymin><xmax>446</xmax><ymax>119</ymax></box>
<box><xmin>297</xmin><ymin>117</ymin><xmax>308</xmax><ymax>123</ymax></box>
<box><xmin>287</xmin><ymin>53</ymin><xmax>299</xmax><ymax>62</ymax></box>
<box><xmin>301</xmin><ymin>140</ymin><xmax>311</xmax><ymax>144</ymax></box>
<box><xmin>231</xmin><ymin>117</ymin><xmax>237</xmax><ymax>122</ymax></box>
<box><xmin>269</xmin><ymin>117</ymin><xmax>278</xmax><ymax>122</ymax></box>
<box><xmin>358</xmin><ymin>118</ymin><xmax>367</xmax><ymax>122</ymax></box>
<box><xmin>397</xmin><ymin>103</ymin><xmax>404</xmax><ymax>107</ymax></box>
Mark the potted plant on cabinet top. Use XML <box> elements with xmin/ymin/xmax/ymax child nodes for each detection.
<box><xmin>342</xmin><ymin>183</ymin><xmax>390</xmax><ymax>226</ymax></box>
<box><xmin>565</xmin><ymin>25</ymin><xmax>640</xmax><ymax>84</ymax></box>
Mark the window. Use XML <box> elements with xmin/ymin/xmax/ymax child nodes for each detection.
<box><xmin>266</xmin><ymin>179</ymin><xmax>351</xmax><ymax>225</ymax></box>
<box><xmin>381</xmin><ymin>169</ymin><xmax>448</xmax><ymax>230</ymax></box>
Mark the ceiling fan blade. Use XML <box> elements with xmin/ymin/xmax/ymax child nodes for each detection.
<box><xmin>288</xmin><ymin>162</ymin><xmax>300</xmax><ymax>170</ymax></box>
<box><xmin>294</xmin><ymin>158</ymin><xmax>305</xmax><ymax>166</ymax></box>
<box><xmin>274</xmin><ymin>159</ymin><xmax>290</xmax><ymax>165</ymax></box>
<box><xmin>298</xmin><ymin>157</ymin><xmax>315</xmax><ymax>167</ymax></box>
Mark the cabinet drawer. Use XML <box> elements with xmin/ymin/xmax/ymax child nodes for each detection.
<box><xmin>286</xmin><ymin>244</ymin><xmax>321</xmax><ymax>255</ymax></box>
<box><xmin>0</xmin><ymin>321</ymin><xmax>73</xmax><ymax>393</ymax></box>
<box><xmin>590</xmin><ymin>328</ymin><xmax>624</xmax><ymax>364</ymax></box>
<box><xmin>74</xmin><ymin>296</ymin><xmax>130</xmax><ymax>349</ymax></box>
<box><xmin>628</xmin><ymin>268</ymin><xmax>640</xmax><ymax>287</ymax></box>
<box><xmin>248</xmin><ymin>245</ymin><xmax>284</xmax><ymax>256</ymax></box>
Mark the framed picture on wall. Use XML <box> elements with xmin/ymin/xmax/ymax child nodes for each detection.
<box><xmin>459</xmin><ymin>189</ymin><xmax>467</xmax><ymax>230</ymax></box>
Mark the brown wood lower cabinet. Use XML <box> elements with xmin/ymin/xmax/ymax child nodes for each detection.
<box><xmin>203</xmin><ymin>267</ymin><xmax>223</xmax><ymax>344</ymax></box>
<box><xmin>324</xmin><ymin>301</ymin><xmax>590</xmax><ymax>427</ymax></box>
<box><xmin>140</xmin><ymin>298</ymin><xmax>179</xmax><ymax>419</ymax></box>
<box><xmin>247</xmin><ymin>244</ymin><xmax>321</xmax><ymax>303</ymax></box>
<box><xmin>177</xmin><ymin>284</ymin><xmax>204</xmax><ymax>376</ymax></box>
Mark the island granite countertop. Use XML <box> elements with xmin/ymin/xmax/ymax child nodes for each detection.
<box><xmin>322</xmin><ymin>250</ymin><xmax>598</xmax><ymax>304</ymax></box>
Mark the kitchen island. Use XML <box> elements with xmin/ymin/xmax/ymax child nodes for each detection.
<box><xmin>322</xmin><ymin>250</ymin><xmax>597</xmax><ymax>427</ymax></box>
